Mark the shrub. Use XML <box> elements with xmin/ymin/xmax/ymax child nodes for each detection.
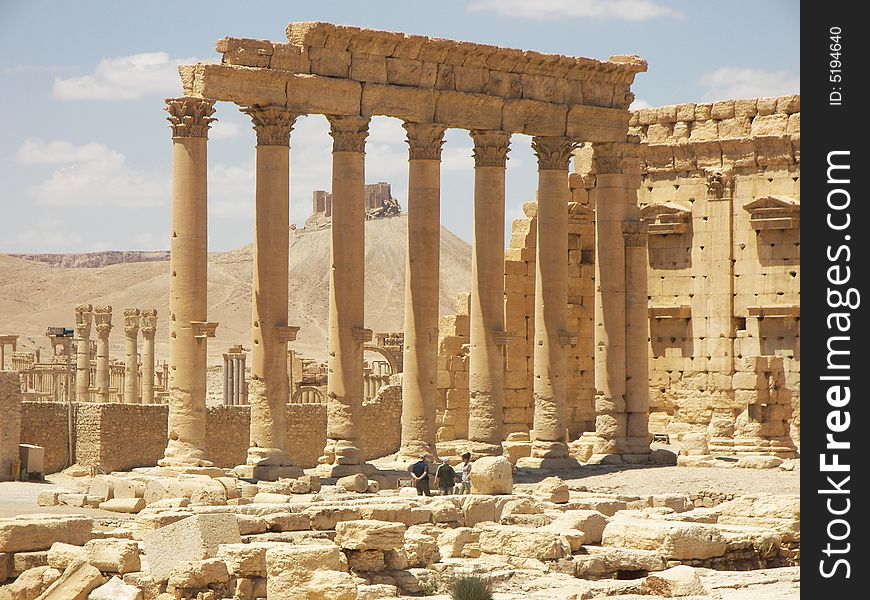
<box><xmin>449</xmin><ymin>575</ymin><xmax>493</xmax><ymax>600</ymax></box>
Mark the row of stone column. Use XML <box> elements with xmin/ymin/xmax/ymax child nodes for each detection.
<box><xmin>159</xmin><ymin>96</ymin><xmax>649</xmax><ymax>474</ymax></box>
<box><xmin>222</xmin><ymin>347</ymin><xmax>247</xmax><ymax>406</ymax></box>
<box><xmin>73</xmin><ymin>304</ymin><xmax>158</xmax><ymax>404</ymax></box>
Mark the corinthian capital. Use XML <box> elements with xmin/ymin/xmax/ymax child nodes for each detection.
<box><xmin>165</xmin><ymin>97</ymin><xmax>216</xmax><ymax>138</ymax></box>
<box><xmin>123</xmin><ymin>308</ymin><xmax>141</xmax><ymax>338</ymax></box>
<box><xmin>242</xmin><ymin>105</ymin><xmax>302</xmax><ymax>146</ymax></box>
<box><xmin>327</xmin><ymin>116</ymin><xmax>370</xmax><ymax>153</ymax></box>
<box><xmin>403</xmin><ymin>122</ymin><xmax>446</xmax><ymax>160</ymax></box>
<box><xmin>93</xmin><ymin>305</ymin><xmax>113</xmax><ymax>337</ymax></box>
<box><xmin>74</xmin><ymin>303</ymin><xmax>93</xmax><ymax>338</ymax></box>
<box><xmin>531</xmin><ymin>136</ymin><xmax>579</xmax><ymax>171</ymax></box>
<box><xmin>470</xmin><ymin>130</ymin><xmax>511</xmax><ymax>167</ymax></box>
<box><xmin>140</xmin><ymin>308</ymin><xmax>158</xmax><ymax>339</ymax></box>
<box><xmin>592</xmin><ymin>141</ymin><xmax>641</xmax><ymax>176</ymax></box>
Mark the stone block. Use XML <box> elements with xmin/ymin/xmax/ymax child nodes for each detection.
<box><xmin>122</xmin><ymin>571</ymin><xmax>161</xmax><ymax>600</ymax></box>
<box><xmin>113</xmin><ymin>479</ymin><xmax>146</xmax><ymax>499</ymax></box>
<box><xmin>569</xmin><ymin>497</ymin><xmax>626</xmax><ymax>517</ymax></box>
<box><xmin>461</xmin><ymin>496</ymin><xmax>497</xmax><ymax>526</ymax></box>
<box><xmin>533</xmin><ymin>477</ymin><xmax>569</xmax><ymax>503</ymax></box>
<box><xmin>337</xmin><ymin>473</ymin><xmax>368</xmax><ymax>493</ymax></box>
<box><xmin>252</xmin><ymin>492</ymin><xmax>292</xmax><ymax>504</ymax></box>
<box><xmin>351</xmin><ymin>53</ymin><xmax>388</xmax><ymax>83</ymax></box>
<box><xmin>35</xmin><ymin>492</ymin><xmax>60</xmax><ymax>507</ymax></box>
<box><xmin>142</xmin><ymin>513</ymin><xmax>241</xmax><ymax>582</ymax></box>
<box><xmin>1</xmin><ymin>565</ymin><xmax>61</xmax><ymax>599</ymax></box>
<box><xmin>84</xmin><ymin>539</ymin><xmax>140</xmax><ymax>574</ymax></box>
<box><xmin>265</xmin><ymin>544</ymin><xmax>357</xmax><ymax>600</ymax></box>
<box><xmin>266</xmin><ymin>512</ymin><xmax>311</xmax><ymax>532</ymax></box>
<box><xmin>12</xmin><ymin>551</ymin><xmax>48</xmax><ymax>576</ymax></box>
<box><xmin>549</xmin><ymin>509</ymin><xmax>609</xmax><ymax>544</ymax></box>
<box><xmin>477</xmin><ymin>524</ymin><xmax>570</xmax><ymax>560</ymax></box>
<box><xmin>98</xmin><ymin>498</ymin><xmax>145</xmax><ymax>514</ymax></box>
<box><xmin>435</xmin><ymin>90</ymin><xmax>503</xmax><ymax>130</ymax></box>
<box><xmin>602</xmin><ymin>518</ymin><xmax>727</xmax><ymax>560</ymax></box>
<box><xmin>166</xmin><ymin>558</ymin><xmax>229</xmax><ymax>590</ymax></box>
<box><xmin>335</xmin><ymin>520</ymin><xmax>406</xmax><ymax>551</ymax></box>
<box><xmin>217</xmin><ymin>542</ymin><xmax>284</xmax><ymax>578</ymax></box>
<box><xmin>469</xmin><ymin>456</ymin><xmax>513</xmax><ymax>495</ymax></box>
<box><xmin>345</xmin><ymin>549</ymin><xmax>385</xmax><ymax>572</ymax></box>
<box><xmin>88</xmin><ymin>575</ymin><xmax>143</xmax><ymax>600</ymax></box>
<box><xmin>360</xmin><ymin>83</ymin><xmax>437</xmax><ymax>123</ymax></box>
<box><xmin>35</xmin><ymin>559</ymin><xmax>105</xmax><ymax>600</ymax></box>
<box><xmin>437</xmin><ymin>527</ymin><xmax>478</xmax><ymax>559</ymax></box>
<box><xmin>0</xmin><ymin>515</ymin><xmax>93</xmax><ymax>553</ymax></box>
<box><xmin>303</xmin><ymin>507</ymin><xmax>363</xmax><ymax>530</ymax></box>
<box><xmin>642</xmin><ymin>564</ymin><xmax>707</xmax><ymax>596</ymax></box>
<box><xmin>47</xmin><ymin>543</ymin><xmax>87</xmax><ymax>570</ymax></box>
<box><xmin>0</xmin><ymin>373</ymin><xmax>21</xmax><ymax>483</ymax></box>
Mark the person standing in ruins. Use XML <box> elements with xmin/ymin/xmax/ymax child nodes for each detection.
<box><xmin>409</xmin><ymin>454</ymin><xmax>431</xmax><ymax>496</ymax></box>
<box><xmin>434</xmin><ymin>457</ymin><xmax>457</xmax><ymax>495</ymax></box>
<box><xmin>459</xmin><ymin>452</ymin><xmax>473</xmax><ymax>494</ymax></box>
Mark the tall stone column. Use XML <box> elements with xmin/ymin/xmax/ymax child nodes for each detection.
<box><xmin>93</xmin><ymin>306</ymin><xmax>113</xmax><ymax>402</ymax></box>
<box><xmin>319</xmin><ymin>115</ymin><xmax>370</xmax><ymax>477</ymax></box>
<box><xmin>398</xmin><ymin>122</ymin><xmax>445</xmax><ymax>462</ymax></box>
<box><xmin>159</xmin><ymin>97</ymin><xmax>218</xmax><ymax>469</ymax></box>
<box><xmin>140</xmin><ymin>309</ymin><xmax>157</xmax><ymax>404</ymax></box>
<box><xmin>467</xmin><ymin>130</ymin><xmax>510</xmax><ymax>456</ymax></box>
<box><xmin>518</xmin><ymin>136</ymin><xmax>580</xmax><ymax>469</ymax></box>
<box><xmin>74</xmin><ymin>304</ymin><xmax>93</xmax><ymax>402</ymax></box>
<box><xmin>123</xmin><ymin>308</ymin><xmax>140</xmax><ymax>403</ymax></box>
<box><xmin>236</xmin><ymin>105</ymin><xmax>302</xmax><ymax>480</ymax></box>
<box><xmin>623</xmin><ymin>220</ymin><xmax>652</xmax><ymax>460</ymax></box>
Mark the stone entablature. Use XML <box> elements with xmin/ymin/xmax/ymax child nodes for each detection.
<box><xmin>744</xmin><ymin>196</ymin><xmax>800</xmax><ymax>230</ymax></box>
<box><xmin>179</xmin><ymin>23</ymin><xmax>646</xmax><ymax>142</ymax></box>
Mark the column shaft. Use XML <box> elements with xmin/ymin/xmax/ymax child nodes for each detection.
<box><xmin>467</xmin><ymin>130</ymin><xmax>510</xmax><ymax>455</ymax></box>
<box><xmin>74</xmin><ymin>304</ymin><xmax>92</xmax><ymax>401</ymax></box>
<box><xmin>123</xmin><ymin>308</ymin><xmax>140</xmax><ymax>404</ymax></box>
<box><xmin>160</xmin><ymin>97</ymin><xmax>215</xmax><ymax>468</ymax></box>
<box><xmin>624</xmin><ymin>222</ymin><xmax>652</xmax><ymax>456</ymax></box>
<box><xmin>93</xmin><ymin>306</ymin><xmax>112</xmax><ymax>403</ymax></box>
<box><xmin>399</xmin><ymin>122</ymin><xmax>444</xmax><ymax>461</ymax></box>
<box><xmin>223</xmin><ymin>355</ymin><xmax>230</xmax><ymax>406</ymax></box>
<box><xmin>141</xmin><ymin>309</ymin><xmax>157</xmax><ymax>404</ymax></box>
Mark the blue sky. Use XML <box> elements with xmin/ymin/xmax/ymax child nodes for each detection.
<box><xmin>0</xmin><ymin>0</ymin><xmax>799</xmax><ymax>253</ymax></box>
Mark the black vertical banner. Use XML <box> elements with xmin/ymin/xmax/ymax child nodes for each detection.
<box><xmin>803</xmin><ymin>3</ymin><xmax>868</xmax><ymax>596</ymax></box>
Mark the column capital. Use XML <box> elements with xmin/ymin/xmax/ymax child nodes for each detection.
<box><xmin>592</xmin><ymin>141</ymin><xmax>641</xmax><ymax>176</ymax></box>
<box><xmin>403</xmin><ymin>122</ymin><xmax>446</xmax><ymax>160</ymax></box>
<box><xmin>531</xmin><ymin>136</ymin><xmax>579</xmax><ymax>171</ymax></box>
<box><xmin>165</xmin><ymin>97</ymin><xmax>217</xmax><ymax>138</ymax></box>
<box><xmin>470</xmin><ymin>130</ymin><xmax>511</xmax><ymax>167</ymax></box>
<box><xmin>242</xmin><ymin>105</ymin><xmax>302</xmax><ymax>147</ymax></box>
<box><xmin>93</xmin><ymin>305</ymin><xmax>113</xmax><ymax>338</ymax></box>
<box><xmin>74</xmin><ymin>303</ymin><xmax>93</xmax><ymax>338</ymax></box>
<box><xmin>327</xmin><ymin>115</ymin><xmax>370</xmax><ymax>152</ymax></box>
<box><xmin>140</xmin><ymin>308</ymin><xmax>158</xmax><ymax>340</ymax></box>
<box><xmin>622</xmin><ymin>221</ymin><xmax>648</xmax><ymax>247</ymax></box>
<box><xmin>123</xmin><ymin>308</ymin><xmax>141</xmax><ymax>338</ymax></box>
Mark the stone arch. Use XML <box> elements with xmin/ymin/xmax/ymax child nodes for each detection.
<box><xmin>290</xmin><ymin>385</ymin><xmax>325</xmax><ymax>404</ymax></box>
<box><xmin>363</xmin><ymin>345</ymin><xmax>398</xmax><ymax>375</ymax></box>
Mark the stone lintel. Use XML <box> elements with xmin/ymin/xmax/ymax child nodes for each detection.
<box><xmin>648</xmin><ymin>305</ymin><xmax>691</xmax><ymax>319</ymax></box>
<box><xmin>274</xmin><ymin>325</ymin><xmax>300</xmax><ymax>343</ymax></box>
<box><xmin>746</xmin><ymin>305</ymin><xmax>800</xmax><ymax>319</ymax></box>
<box><xmin>352</xmin><ymin>327</ymin><xmax>373</xmax><ymax>343</ymax></box>
<box><xmin>190</xmin><ymin>322</ymin><xmax>219</xmax><ymax>338</ymax></box>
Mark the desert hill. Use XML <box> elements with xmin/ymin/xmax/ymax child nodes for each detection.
<box><xmin>0</xmin><ymin>215</ymin><xmax>472</xmax><ymax>362</ymax></box>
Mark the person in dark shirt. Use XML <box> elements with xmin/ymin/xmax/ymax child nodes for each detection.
<box><xmin>409</xmin><ymin>454</ymin><xmax>431</xmax><ymax>496</ymax></box>
<box><xmin>434</xmin><ymin>457</ymin><xmax>457</xmax><ymax>495</ymax></box>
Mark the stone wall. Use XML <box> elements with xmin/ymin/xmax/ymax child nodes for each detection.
<box><xmin>0</xmin><ymin>372</ymin><xmax>22</xmax><ymax>480</ymax></box>
<box><xmin>205</xmin><ymin>405</ymin><xmax>249</xmax><ymax>468</ymax></box>
<box><xmin>361</xmin><ymin>384</ymin><xmax>402</xmax><ymax>460</ymax></box>
<box><xmin>20</xmin><ymin>401</ymin><xmax>72</xmax><ymax>474</ymax></box>
<box><xmin>75</xmin><ymin>403</ymin><xmax>168</xmax><ymax>472</ymax></box>
<box><xmin>286</xmin><ymin>404</ymin><xmax>328</xmax><ymax>467</ymax></box>
<box><xmin>631</xmin><ymin>95</ymin><xmax>800</xmax><ymax>456</ymax></box>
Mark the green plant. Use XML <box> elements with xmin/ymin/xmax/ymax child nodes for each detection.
<box><xmin>419</xmin><ymin>579</ymin><xmax>439</xmax><ymax>596</ymax></box>
<box><xmin>449</xmin><ymin>575</ymin><xmax>493</xmax><ymax>600</ymax></box>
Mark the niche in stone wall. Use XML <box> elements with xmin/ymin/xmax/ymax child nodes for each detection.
<box><xmin>640</xmin><ymin>202</ymin><xmax>693</xmax><ymax>270</ymax></box>
<box><xmin>649</xmin><ymin>305</ymin><xmax>693</xmax><ymax>358</ymax></box>
<box><xmin>744</xmin><ymin>196</ymin><xmax>800</xmax><ymax>267</ymax></box>
<box><xmin>749</xmin><ymin>306</ymin><xmax>801</xmax><ymax>362</ymax></box>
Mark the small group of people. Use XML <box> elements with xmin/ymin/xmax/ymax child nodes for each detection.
<box><xmin>408</xmin><ymin>452</ymin><xmax>473</xmax><ymax>496</ymax></box>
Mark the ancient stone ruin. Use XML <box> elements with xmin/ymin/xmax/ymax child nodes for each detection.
<box><xmin>0</xmin><ymin>21</ymin><xmax>800</xmax><ymax>600</ymax></box>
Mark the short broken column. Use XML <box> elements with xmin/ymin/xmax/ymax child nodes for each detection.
<box><xmin>74</xmin><ymin>304</ymin><xmax>93</xmax><ymax>402</ymax></box>
<box><xmin>467</xmin><ymin>129</ymin><xmax>510</xmax><ymax>456</ymax></box>
<box><xmin>93</xmin><ymin>305</ymin><xmax>113</xmax><ymax>403</ymax></box>
<box><xmin>140</xmin><ymin>309</ymin><xmax>157</xmax><ymax>404</ymax></box>
<box><xmin>123</xmin><ymin>308</ymin><xmax>140</xmax><ymax>404</ymax></box>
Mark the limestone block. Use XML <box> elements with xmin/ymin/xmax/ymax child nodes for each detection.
<box><xmin>265</xmin><ymin>544</ymin><xmax>357</xmax><ymax>600</ymax></box>
<box><xmin>121</xmin><ymin>571</ymin><xmax>161</xmax><ymax>600</ymax></box>
<box><xmin>461</xmin><ymin>496</ymin><xmax>497</xmax><ymax>526</ymax></box>
<box><xmin>567</xmin><ymin>105</ymin><xmax>630</xmax><ymax>143</ymax></box>
<box><xmin>266</xmin><ymin>513</ymin><xmax>311</xmax><ymax>532</ymax></box>
<box><xmin>133</xmin><ymin>510</ymin><xmax>193</xmax><ymax>535</ymax></box>
<box><xmin>345</xmin><ymin>549</ymin><xmax>385</xmax><ymax>572</ymax></box>
<box><xmin>350</xmin><ymin>53</ymin><xmax>388</xmax><ymax>83</ymax></box>
<box><xmin>252</xmin><ymin>493</ymin><xmax>292</xmax><ymax>504</ymax></box>
<box><xmin>337</xmin><ymin>473</ymin><xmax>368</xmax><ymax>494</ymax></box>
<box><xmin>402</xmin><ymin>529</ymin><xmax>439</xmax><ymax>567</ymax></box>
<box><xmin>303</xmin><ymin>507</ymin><xmax>363</xmax><ymax>530</ymax></box>
<box><xmin>437</xmin><ymin>527</ymin><xmax>478</xmax><ymax>559</ymax></box>
<box><xmin>601</xmin><ymin>518</ymin><xmax>727</xmax><ymax>560</ymax></box>
<box><xmin>427</xmin><ymin>500</ymin><xmax>462</xmax><ymax>524</ymax></box>
<box><xmin>234</xmin><ymin>515</ymin><xmax>267</xmax><ymax>535</ymax></box>
<box><xmin>88</xmin><ymin>576</ymin><xmax>143</xmax><ymax>600</ymax></box>
<box><xmin>751</xmin><ymin>113</ymin><xmax>789</xmax><ymax>136</ymax></box>
<box><xmin>142</xmin><ymin>514</ymin><xmax>241</xmax><ymax>582</ymax></box>
<box><xmin>35</xmin><ymin>492</ymin><xmax>60</xmax><ymax>507</ymax></box>
<box><xmin>0</xmin><ymin>373</ymin><xmax>21</xmax><ymax>484</ymax></box>
<box><xmin>583</xmin><ymin>545</ymin><xmax>667</xmax><ymax>574</ymax></box>
<box><xmin>1</xmin><ymin>566</ymin><xmax>61</xmax><ymax>599</ymax></box>
<box><xmin>216</xmin><ymin>542</ymin><xmax>284</xmax><ymax>578</ymax></box>
<box><xmin>549</xmin><ymin>510</ymin><xmax>608</xmax><ymax>544</ymax></box>
<box><xmin>435</xmin><ymin>90</ymin><xmax>503</xmax><ymax>130</ymax></box>
<box><xmin>533</xmin><ymin>477</ymin><xmax>570</xmax><ymax>504</ymax></box>
<box><xmin>0</xmin><ymin>515</ymin><xmax>93</xmax><ymax>553</ymax></box>
<box><xmin>642</xmin><ymin>565</ymin><xmax>706</xmax><ymax>596</ymax></box>
<box><xmin>736</xmin><ymin>455</ymin><xmax>783</xmax><ymax>469</ymax></box>
<box><xmin>335</xmin><ymin>520</ymin><xmax>406</xmax><ymax>551</ymax></box>
<box><xmin>469</xmin><ymin>456</ymin><xmax>512</xmax><ymax>495</ymax></box>
<box><xmin>166</xmin><ymin>558</ymin><xmax>229</xmax><ymax>590</ymax></box>
<box><xmin>477</xmin><ymin>524</ymin><xmax>570</xmax><ymax>560</ymax></box>
<box><xmin>569</xmin><ymin>498</ymin><xmax>626</xmax><ymax>517</ymax></box>
<box><xmin>0</xmin><ymin>551</ymin><xmax>9</xmax><ymax>581</ymax></box>
<box><xmin>46</xmin><ymin>543</ymin><xmax>86</xmax><ymax>570</ymax></box>
<box><xmin>651</xmin><ymin>494</ymin><xmax>690</xmax><ymax>513</ymax></box>
<box><xmin>84</xmin><ymin>539</ymin><xmax>140</xmax><ymax>574</ymax></box>
<box><xmin>34</xmin><ymin>560</ymin><xmax>105</xmax><ymax>600</ymax></box>
<box><xmin>679</xmin><ymin>433</ymin><xmax>709</xmax><ymax>456</ymax></box>
<box><xmin>501</xmin><ymin>497</ymin><xmax>542</xmax><ymax>517</ymax></box>
<box><xmin>113</xmin><ymin>480</ymin><xmax>146</xmax><ymax>500</ymax></box>
<box><xmin>58</xmin><ymin>494</ymin><xmax>88</xmax><ymax>508</ymax></box>
<box><xmin>189</xmin><ymin>480</ymin><xmax>228</xmax><ymax>506</ymax></box>
<box><xmin>12</xmin><ymin>552</ymin><xmax>47</xmax><ymax>576</ymax></box>
<box><xmin>88</xmin><ymin>476</ymin><xmax>120</xmax><ymax>502</ymax></box>
<box><xmin>270</xmin><ymin>44</ymin><xmax>311</xmax><ymax>72</ymax></box>
<box><xmin>361</xmin><ymin>84</ymin><xmax>437</xmax><ymax>123</ymax></box>
<box><xmin>357</xmin><ymin>583</ymin><xmax>399</xmax><ymax>599</ymax></box>
<box><xmin>98</xmin><ymin>498</ymin><xmax>145</xmax><ymax>514</ymax></box>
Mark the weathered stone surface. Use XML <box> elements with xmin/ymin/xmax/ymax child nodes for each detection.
<box><xmin>35</xmin><ymin>492</ymin><xmax>60</xmax><ymax>508</ymax></box>
<box><xmin>736</xmin><ymin>455</ymin><xmax>783</xmax><ymax>469</ymax></box>
<box><xmin>477</xmin><ymin>524</ymin><xmax>570</xmax><ymax>560</ymax></box>
<box><xmin>0</xmin><ymin>516</ymin><xmax>93</xmax><ymax>553</ymax></box>
<box><xmin>602</xmin><ymin>518</ymin><xmax>727</xmax><ymax>560</ymax></box>
<box><xmin>548</xmin><ymin>509</ymin><xmax>609</xmax><ymax>544</ymax></box>
<box><xmin>142</xmin><ymin>514</ymin><xmax>241</xmax><ymax>582</ymax></box>
<box><xmin>469</xmin><ymin>456</ymin><xmax>513</xmax><ymax>495</ymax></box>
<box><xmin>98</xmin><ymin>498</ymin><xmax>145</xmax><ymax>514</ymax></box>
<box><xmin>642</xmin><ymin>565</ymin><xmax>706</xmax><ymax>596</ymax></box>
<box><xmin>12</xmin><ymin>552</ymin><xmax>48</xmax><ymax>577</ymax></box>
<box><xmin>251</xmin><ymin>492</ymin><xmax>292</xmax><ymax>504</ymax></box>
<box><xmin>265</xmin><ymin>512</ymin><xmax>311</xmax><ymax>532</ymax></box>
<box><xmin>357</xmin><ymin>583</ymin><xmax>399</xmax><ymax>599</ymax></box>
<box><xmin>166</xmin><ymin>558</ymin><xmax>229</xmax><ymax>589</ymax></box>
<box><xmin>121</xmin><ymin>571</ymin><xmax>161</xmax><ymax>600</ymax></box>
<box><xmin>34</xmin><ymin>560</ymin><xmax>105</xmax><ymax>600</ymax></box>
<box><xmin>345</xmin><ymin>549</ymin><xmax>385</xmax><ymax>573</ymax></box>
<box><xmin>1</xmin><ymin>566</ymin><xmax>61</xmax><ymax>600</ymax></box>
<box><xmin>582</xmin><ymin>545</ymin><xmax>667</xmax><ymax>574</ymax></box>
<box><xmin>533</xmin><ymin>477</ymin><xmax>570</xmax><ymax>503</ymax></box>
<box><xmin>460</xmin><ymin>496</ymin><xmax>497</xmax><ymax>526</ymax></box>
<box><xmin>335</xmin><ymin>520</ymin><xmax>406</xmax><ymax>551</ymax></box>
<box><xmin>427</xmin><ymin>500</ymin><xmax>462</xmax><ymax>524</ymax></box>
<box><xmin>437</xmin><ymin>527</ymin><xmax>478</xmax><ymax>558</ymax></box>
<box><xmin>265</xmin><ymin>544</ymin><xmax>357</xmax><ymax>600</ymax></box>
<box><xmin>84</xmin><ymin>539</ymin><xmax>140</xmax><ymax>574</ymax></box>
<box><xmin>88</xmin><ymin>576</ymin><xmax>143</xmax><ymax>600</ymax></box>
<box><xmin>216</xmin><ymin>542</ymin><xmax>280</xmax><ymax>578</ymax></box>
<box><xmin>337</xmin><ymin>473</ymin><xmax>368</xmax><ymax>494</ymax></box>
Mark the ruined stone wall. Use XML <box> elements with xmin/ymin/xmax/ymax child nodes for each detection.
<box><xmin>76</xmin><ymin>403</ymin><xmax>169</xmax><ymax>471</ymax></box>
<box><xmin>631</xmin><ymin>95</ymin><xmax>800</xmax><ymax>456</ymax></box>
<box><xmin>361</xmin><ymin>384</ymin><xmax>403</xmax><ymax>460</ymax></box>
<box><xmin>286</xmin><ymin>404</ymin><xmax>327</xmax><ymax>467</ymax></box>
<box><xmin>0</xmin><ymin>372</ymin><xmax>22</xmax><ymax>480</ymax></box>
<box><xmin>205</xmin><ymin>406</ymin><xmax>249</xmax><ymax>468</ymax></box>
<box><xmin>20</xmin><ymin>401</ymin><xmax>72</xmax><ymax>473</ymax></box>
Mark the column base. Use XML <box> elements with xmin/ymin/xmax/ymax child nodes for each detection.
<box><xmin>152</xmin><ymin>465</ymin><xmax>226</xmax><ymax>478</ymax></box>
<box><xmin>465</xmin><ymin>441</ymin><xmax>503</xmax><ymax>458</ymax></box>
<box><xmin>315</xmin><ymin>462</ymin><xmax>377</xmax><ymax>478</ymax></box>
<box><xmin>233</xmin><ymin>465</ymin><xmax>303</xmax><ymax>481</ymax></box>
<box><xmin>515</xmin><ymin>456</ymin><xmax>581</xmax><ymax>470</ymax></box>
<box><xmin>158</xmin><ymin>440</ymin><xmax>214</xmax><ymax>469</ymax></box>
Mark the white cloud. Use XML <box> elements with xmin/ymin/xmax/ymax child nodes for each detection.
<box><xmin>209</xmin><ymin>159</ymin><xmax>256</xmax><ymax>218</ymax></box>
<box><xmin>15</xmin><ymin>138</ymin><xmax>168</xmax><ymax>207</ymax></box>
<box><xmin>630</xmin><ymin>98</ymin><xmax>653</xmax><ymax>110</ymax></box>
<box><xmin>699</xmin><ymin>67</ymin><xmax>800</xmax><ymax>102</ymax></box>
<box><xmin>467</xmin><ymin>0</ymin><xmax>682</xmax><ymax>21</ymax></box>
<box><xmin>210</xmin><ymin>120</ymin><xmax>243</xmax><ymax>140</ymax></box>
<box><xmin>10</xmin><ymin>218</ymin><xmax>109</xmax><ymax>252</ymax></box>
<box><xmin>53</xmin><ymin>52</ymin><xmax>200</xmax><ymax>101</ymax></box>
